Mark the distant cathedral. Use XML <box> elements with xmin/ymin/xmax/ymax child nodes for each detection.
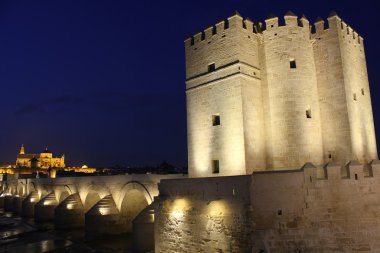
<box><xmin>16</xmin><ymin>145</ymin><xmax>65</xmax><ymax>169</ymax></box>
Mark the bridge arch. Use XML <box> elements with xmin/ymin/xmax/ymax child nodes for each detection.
<box><xmin>2</xmin><ymin>183</ymin><xmax>9</xmax><ymax>195</ymax></box>
<box><xmin>36</xmin><ymin>184</ymin><xmax>50</xmax><ymax>199</ymax></box>
<box><xmin>116</xmin><ymin>181</ymin><xmax>153</xmax><ymax>209</ymax></box>
<box><xmin>80</xmin><ymin>183</ymin><xmax>110</xmax><ymax>212</ymax></box>
<box><xmin>117</xmin><ymin>181</ymin><xmax>153</xmax><ymax>232</ymax></box>
<box><xmin>9</xmin><ymin>184</ymin><xmax>17</xmax><ymax>195</ymax></box>
<box><xmin>27</xmin><ymin>182</ymin><xmax>36</xmax><ymax>195</ymax></box>
<box><xmin>17</xmin><ymin>182</ymin><xmax>26</xmax><ymax>196</ymax></box>
<box><xmin>54</xmin><ymin>184</ymin><xmax>74</xmax><ymax>203</ymax></box>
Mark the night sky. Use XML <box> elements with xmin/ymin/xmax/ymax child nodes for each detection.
<box><xmin>0</xmin><ymin>1</ymin><xmax>378</xmax><ymax>167</ymax></box>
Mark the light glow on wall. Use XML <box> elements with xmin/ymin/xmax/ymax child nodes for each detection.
<box><xmin>43</xmin><ymin>200</ymin><xmax>55</xmax><ymax>206</ymax></box>
<box><xmin>170</xmin><ymin>198</ymin><xmax>189</xmax><ymax>219</ymax></box>
<box><xmin>148</xmin><ymin>213</ymin><xmax>155</xmax><ymax>223</ymax></box>
<box><xmin>207</xmin><ymin>200</ymin><xmax>230</xmax><ymax>216</ymax></box>
<box><xmin>99</xmin><ymin>207</ymin><xmax>110</xmax><ymax>215</ymax></box>
<box><xmin>171</xmin><ymin>210</ymin><xmax>183</xmax><ymax>219</ymax></box>
<box><xmin>66</xmin><ymin>203</ymin><xmax>75</xmax><ymax>209</ymax></box>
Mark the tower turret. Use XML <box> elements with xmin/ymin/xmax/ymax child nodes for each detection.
<box><xmin>261</xmin><ymin>11</ymin><xmax>324</xmax><ymax>169</ymax></box>
<box><xmin>185</xmin><ymin>11</ymin><xmax>265</xmax><ymax>177</ymax></box>
<box><xmin>312</xmin><ymin>12</ymin><xmax>378</xmax><ymax>164</ymax></box>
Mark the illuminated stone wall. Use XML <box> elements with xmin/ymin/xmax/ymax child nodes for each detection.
<box><xmin>155</xmin><ymin>176</ymin><xmax>256</xmax><ymax>252</ymax></box>
<box><xmin>261</xmin><ymin>14</ymin><xmax>324</xmax><ymax>169</ymax></box>
<box><xmin>313</xmin><ymin>15</ymin><xmax>378</xmax><ymax>165</ymax></box>
<box><xmin>185</xmin><ymin>14</ymin><xmax>265</xmax><ymax>177</ymax></box>
<box><xmin>185</xmin><ymin>12</ymin><xmax>378</xmax><ymax>177</ymax></box>
<box><xmin>155</xmin><ymin>160</ymin><xmax>380</xmax><ymax>252</ymax></box>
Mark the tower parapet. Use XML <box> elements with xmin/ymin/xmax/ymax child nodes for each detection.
<box><xmin>184</xmin><ymin>11</ymin><xmax>258</xmax><ymax>50</ymax></box>
<box><xmin>312</xmin><ymin>13</ymin><xmax>364</xmax><ymax>49</ymax></box>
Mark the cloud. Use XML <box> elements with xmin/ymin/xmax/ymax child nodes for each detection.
<box><xmin>47</xmin><ymin>95</ymin><xmax>83</xmax><ymax>105</ymax></box>
<box><xmin>14</xmin><ymin>103</ymin><xmax>45</xmax><ymax>115</ymax></box>
<box><xmin>91</xmin><ymin>90</ymin><xmax>183</xmax><ymax>113</ymax></box>
<box><xmin>14</xmin><ymin>95</ymin><xmax>84</xmax><ymax>116</ymax></box>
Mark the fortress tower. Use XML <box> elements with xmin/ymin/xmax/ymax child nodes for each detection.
<box><xmin>185</xmin><ymin>11</ymin><xmax>378</xmax><ymax>177</ymax></box>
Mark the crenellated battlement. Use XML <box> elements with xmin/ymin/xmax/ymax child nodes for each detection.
<box><xmin>184</xmin><ymin>11</ymin><xmax>261</xmax><ymax>48</ymax></box>
<box><xmin>312</xmin><ymin>12</ymin><xmax>364</xmax><ymax>46</ymax></box>
<box><xmin>263</xmin><ymin>11</ymin><xmax>311</xmax><ymax>32</ymax></box>
<box><xmin>254</xmin><ymin>159</ymin><xmax>380</xmax><ymax>182</ymax></box>
<box><xmin>185</xmin><ymin>11</ymin><xmax>365</xmax><ymax>49</ymax></box>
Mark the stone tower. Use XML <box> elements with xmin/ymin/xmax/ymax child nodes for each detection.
<box><xmin>185</xmin><ymin>11</ymin><xmax>378</xmax><ymax>178</ymax></box>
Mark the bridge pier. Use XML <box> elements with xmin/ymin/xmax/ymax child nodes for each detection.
<box><xmin>85</xmin><ymin>195</ymin><xmax>124</xmax><ymax>238</ymax></box>
<box><xmin>35</xmin><ymin>192</ymin><xmax>59</xmax><ymax>222</ymax></box>
<box><xmin>4</xmin><ymin>195</ymin><xmax>14</xmax><ymax>211</ymax></box>
<box><xmin>132</xmin><ymin>203</ymin><xmax>155</xmax><ymax>253</ymax></box>
<box><xmin>22</xmin><ymin>191</ymin><xmax>40</xmax><ymax>218</ymax></box>
<box><xmin>12</xmin><ymin>196</ymin><xmax>25</xmax><ymax>215</ymax></box>
<box><xmin>55</xmin><ymin>193</ymin><xmax>85</xmax><ymax>229</ymax></box>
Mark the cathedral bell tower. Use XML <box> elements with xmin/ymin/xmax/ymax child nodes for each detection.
<box><xmin>20</xmin><ymin>144</ymin><xmax>25</xmax><ymax>155</ymax></box>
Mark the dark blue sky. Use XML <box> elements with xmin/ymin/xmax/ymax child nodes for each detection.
<box><xmin>0</xmin><ymin>0</ymin><xmax>378</xmax><ymax>167</ymax></box>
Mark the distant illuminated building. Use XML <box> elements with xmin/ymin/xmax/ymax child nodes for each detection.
<box><xmin>64</xmin><ymin>165</ymin><xmax>96</xmax><ymax>174</ymax></box>
<box><xmin>16</xmin><ymin>145</ymin><xmax>65</xmax><ymax>168</ymax></box>
<box><xmin>0</xmin><ymin>145</ymin><xmax>96</xmax><ymax>177</ymax></box>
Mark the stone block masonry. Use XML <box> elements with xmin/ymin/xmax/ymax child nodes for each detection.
<box><xmin>186</xmin><ymin>11</ymin><xmax>378</xmax><ymax>177</ymax></box>
<box><xmin>155</xmin><ymin>175</ymin><xmax>255</xmax><ymax>252</ymax></box>
<box><xmin>155</xmin><ymin>160</ymin><xmax>380</xmax><ymax>252</ymax></box>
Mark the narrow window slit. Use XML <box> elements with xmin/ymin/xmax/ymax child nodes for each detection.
<box><xmin>306</xmin><ymin>109</ymin><xmax>312</xmax><ymax>119</ymax></box>
<box><xmin>212</xmin><ymin>115</ymin><xmax>220</xmax><ymax>126</ymax></box>
<box><xmin>208</xmin><ymin>63</ymin><xmax>216</xmax><ymax>72</ymax></box>
<box><xmin>290</xmin><ymin>59</ymin><xmax>297</xmax><ymax>69</ymax></box>
<box><xmin>212</xmin><ymin>160</ymin><xmax>220</xmax><ymax>174</ymax></box>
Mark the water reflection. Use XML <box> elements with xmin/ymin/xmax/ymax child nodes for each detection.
<box><xmin>0</xmin><ymin>209</ymin><xmax>133</xmax><ymax>253</ymax></box>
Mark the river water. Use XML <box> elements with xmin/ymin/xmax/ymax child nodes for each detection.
<box><xmin>0</xmin><ymin>209</ymin><xmax>133</xmax><ymax>253</ymax></box>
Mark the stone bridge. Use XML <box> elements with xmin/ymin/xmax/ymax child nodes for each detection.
<box><xmin>0</xmin><ymin>174</ymin><xmax>185</xmax><ymax>239</ymax></box>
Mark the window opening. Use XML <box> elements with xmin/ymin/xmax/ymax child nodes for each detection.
<box><xmin>290</xmin><ymin>59</ymin><xmax>297</xmax><ymax>69</ymax></box>
<box><xmin>212</xmin><ymin>160</ymin><xmax>220</xmax><ymax>174</ymax></box>
<box><xmin>306</xmin><ymin>109</ymin><xmax>312</xmax><ymax>119</ymax></box>
<box><xmin>212</xmin><ymin>115</ymin><xmax>220</xmax><ymax>126</ymax></box>
<box><xmin>208</xmin><ymin>63</ymin><xmax>216</xmax><ymax>72</ymax></box>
